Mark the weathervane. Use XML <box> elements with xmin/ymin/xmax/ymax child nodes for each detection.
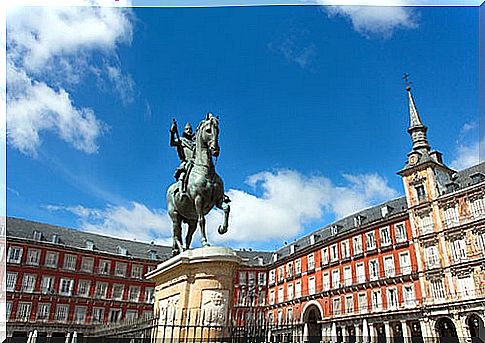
<box><xmin>403</xmin><ymin>73</ymin><xmax>412</xmax><ymax>91</ymax></box>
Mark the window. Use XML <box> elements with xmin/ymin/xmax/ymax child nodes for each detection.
<box><xmin>333</xmin><ymin>297</ymin><xmax>341</xmax><ymax>315</ymax></box>
<box><xmin>37</xmin><ymin>303</ymin><xmax>50</xmax><ymax>321</ymax></box>
<box><xmin>332</xmin><ymin>269</ymin><xmax>340</xmax><ymax>289</ymax></box>
<box><xmin>51</xmin><ymin>234</ymin><xmax>60</xmax><ymax>244</ymax></box>
<box><xmin>330</xmin><ymin>244</ymin><xmax>339</xmax><ymax>261</ymax></box>
<box><xmin>353</xmin><ymin>236</ymin><xmax>363</xmax><ymax>255</ymax></box>
<box><xmin>33</xmin><ymin>231</ymin><xmax>43</xmax><ymax>241</ymax></box>
<box><xmin>131</xmin><ymin>264</ymin><xmax>143</xmax><ymax>278</ymax></box>
<box><xmin>55</xmin><ymin>304</ymin><xmax>69</xmax><ymax>322</ymax></box>
<box><xmin>307</xmin><ymin>253</ymin><xmax>315</xmax><ymax>271</ymax></box>
<box><xmin>148</xmin><ymin>250</ymin><xmax>157</xmax><ymax>260</ymax></box>
<box><xmin>277</xmin><ymin>310</ymin><xmax>283</xmax><ymax>326</ymax></box>
<box><xmin>387</xmin><ymin>288</ymin><xmax>398</xmax><ymax>309</ymax></box>
<box><xmin>45</xmin><ymin>252</ymin><xmax>59</xmax><ymax>268</ymax></box>
<box><xmin>74</xmin><ymin>306</ymin><xmax>87</xmax><ymax>324</ymax></box>
<box><xmin>258</xmin><ymin>272</ymin><xmax>266</xmax><ymax>285</ymax></box>
<box><xmin>278</xmin><ymin>266</ymin><xmax>284</xmax><ymax>282</ymax></box>
<box><xmin>384</xmin><ymin>256</ymin><xmax>395</xmax><ymax>277</ymax></box>
<box><xmin>395</xmin><ymin>223</ymin><xmax>407</xmax><ymax>243</ymax></box>
<box><xmin>344</xmin><ymin>266</ymin><xmax>352</xmax><ymax>286</ymax></box>
<box><xmin>323</xmin><ymin>272</ymin><xmax>330</xmax><ymax>291</ymax></box>
<box><xmin>98</xmin><ymin>260</ymin><xmax>111</xmax><ymax>275</ymax></box>
<box><xmin>109</xmin><ymin>309</ymin><xmax>122</xmax><ymax>323</ymax></box>
<box><xmin>117</xmin><ymin>246</ymin><xmax>128</xmax><ymax>256</ymax></box>
<box><xmin>6</xmin><ymin>272</ymin><xmax>17</xmax><ymax>291</ymax></box>
<box><xmin>95</xmin><ymin>282</ymin><xmax>108</xmax><ymax>298</ymax></box>
<box><xmin>63</xmin><ymin>254</ymin><xmax>77</xmax><ymax>270</ymax></box>
<box><xmin>286</xmin><ymin>262</ymin><xmax>294</xmax><ymax>278</ymax></box>
<box><xmin>278</xmin><ymin>287</ymin><xmax>284</xmax><ymax>303</ymax></box>
<box><xmin>287</xmin><ymin>308</ymin><xmax>293</xmax><ymax>324</ymax></box>
<box><xmin>418</xmin><ymin>214</ymin><xmax>434</xmax><ymax>235</ymax></box>
<box><xmin>399</xmin><ymin>252</ymin><xmax>411</xmax><ymax>275</ymax></box>
<box><xmin>92</xmin><ymin>307</ymin><xmax>105</xmax><ymax>323</ymax></box>
<box><xmin>366</xmin><ymin>231</ymin><xmax>376</xmax><ymax>250</ymax></box>
<box><xmin>112</xmin><ymin>284</ymin><xmax>124</xmax><ymax>300</ymax></box>
<box><xmin>356</xmin><ymin>263</ymin><xmax>365</xmax><ymax>283</ymax></box>
<box><xmin>17</xmin><ymin>302</ymin><xmax>31</xmax><ymax>321</ymax></box>
<box><xmin>443</xmin><ymin>205</ymin><xmax>459</xmax><ymax>227</ymax></box>
<box><xmin>41</xmin><ymin>276</ymin><xmax>55</xmax><ymax>294</ymax></box>
<box><xmin>450</xmin><ymin>239</ymin><xmax>467</xmax><ymax>263</ymax></box>
<box><xmin>430</xmin><ymin>279</ymin><xmax>446</xmax><ymax>300</ymax></box>
<box><xmin>248</xmin><ymin>272</ymin><xmax>255</xmax><ymax>286</ymax></box>
<box><xmin>81</xmin><ymin>257</ymin><xmax>94</xmax><ymax>273</ymax></box>
<box><xmin>415</xmin><ymin>184</ymin><xmax>426</xmax><ymax>201</ymax></box>
<box><xmin>295</xmin><ymin>259</ymin><xmax>301</xmax><ymax>275</ymax></box>
<box><xmin>269</xmin><ymin>289</ymin><xmax>275</xmax><ymax>305</ymax></box>
<box><xmin>295</xmin><ymin>281</ymin><xmax>302</xmax><ymax>298</ymax></box>
<box><xmin>371</xmin><ymin>290</ymin><xmax>382</xmax><ymax>310</ymax></box>
<box><xmin>358</xmin><ymin>293</ymin><xmax>367</xmax><ymax>313</ymax></box>
<box><xmin>115</xmin><ymin>262</ymin><xmax>127</xmax><ymax>276</ymax></box>
<box><xmin>425</xmin><ymin>246</ymin><xmax>440</xmax><ymax>269</ymax></box>
<box><xmin>470</xmin><ymin>196</ymin><xmax>485</xmax><ymax>218</ymax></box>
<box><xmin>8</xmin><ymin>247</ymin><xmax>23</xmax><ymax>264</ymax></box>
<box><xmin>321</xmin><ymin>247</ymin><xmax>329</xmax><ymax>265</ymax></box>
<box><xmin>457</xmin><ymin>275</ymin><xmax>475</xmax><ymax>299</ymax></box>
<box><xmin>22</xmin><ymin>274</ymin><xmax>36</xmax><ymax>293</ymax></box>
<box><xmin>269</xmin><ymin>270</ymin><xmax>276</xmax><ymax>284</ymax></box>
<box><xmin>287</xmin><ymin>283</ymin><xmax>294</xmax><ymax>301</ymax></box>
<box><xmin>380</xmin><ymin>227</ymin><xmax>391</xmax><ymax>246</ymax></box>
<box><xmin>144</xmin><ymin>287</ymin><xmax>154</xmax><ymax>303</ymax></box>
<box><xmin>59</xmin><ymin>278</ymin><xmax>74</xmax><ymax>296</ymax></box>
<box><xmin>126</xmin><ymin>310</ymin><xmax>138</xmax><ymax>321</ymax></box>
<box><xmin>345</xmin><ymin>295</ymin><xmax>354</xmax><ymax>314</ymax></box>
<box><xmin>129</xmin><ymin>286</ymin><xmax>140</xmax><ymax>302</ymax></box>
<box><xmin>147</xmin><ymin>265</ymin><xmax>156</xmax><ymax>273</ymax></box>
<box><xmin>369</xmin><ymin>260</ymin><xmax>379</xmax><ymax>281</ymax></box>
<box><xmin>403</xmin><ymin>285</ymin><xmax>415</xmax><ymax>307</ymax></box>
<box><xmin>341</xmin><ymin>240</ymin><xmax>350</xmax><ymax>258</ymax></box>
<box><xmin>308</xmin><ymin>276</ymin><xmax>316</xmax><ymax>295</ymax></box>
<box><xmin>77</xmin><ymin>280</ymin><xmax>91</xmax><ymax>297</ymax></box>
<box><xmin>6</xmin><ymin>302</ymin><xmax>12</xmax><ymax>320</ymax></box>
<box><xmin>26</xmin><ymin>249</ymin><xmax>40</xmax><ymax>265</ymax></box>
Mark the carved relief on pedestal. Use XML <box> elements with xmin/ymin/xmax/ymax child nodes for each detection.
<box><xmin>159</xmin><ymin>293</ymin><xmax>180</xmax><ymax>324</ymax></box>
<box><xmin>201</xmin><ymin>289</ymin><xmax>229</xmax><ymax>326</ymax></box>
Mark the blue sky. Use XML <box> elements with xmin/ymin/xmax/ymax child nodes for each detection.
<box><xmin>6</xmin><ymin>4</ymin><xmax>480</xmax><ymax>250</ymax></box>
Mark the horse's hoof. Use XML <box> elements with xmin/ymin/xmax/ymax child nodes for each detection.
<box><xmin>218</xmin><ymin>225</ymin><xmax>228</xmax><ymax>235</ymax></box>
<box><xmin>202</xmin><ymin>240</ymin><xmax>210</xmax><ymax>247</ymax></box>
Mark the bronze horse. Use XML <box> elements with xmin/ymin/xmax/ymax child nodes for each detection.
<box><xmin>166</xmin><ymin>114</ymin><xmax>230</xmax><ymax>255</ymax></box>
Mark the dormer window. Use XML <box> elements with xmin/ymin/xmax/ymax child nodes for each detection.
<box><xmin>381</xmin><ymin>205</ymin><xmax>392</xmax><ymax>218</ymax></box>
<box><xmin>354</xmin><ymin>215</ymin><xmax>365</xmax><ymax>227</ymax></box>
<box><xmin>255</xmin><ymin>256</ymin><xmax>264</xmax><ymax>266</ymax></box>
<box><xmin>331</xmin><ymin>225</ymin><xmax>340</xmax><ymax>235</ymax></box>
<box><xmin>33</xmin><ymin>230</ymin><xmax>43</xmax><ymax>241</ymax></box>
<box><xmin>289</xmin><ymin>245</ymin><xmax>295</xmax><ymax>254</ymax></box>
<box><xmin>446</xmin><ymin>183</ymin><xmax>458</xmax><ymax>193</ymax></box>
<box><xmin>471</xmin><ymin>173</ymin><xmax>485</xmax><ymax>185</ymax></box>
<box><xmin>148</xmin><ymin>250</ymin><xmax>157</xmax><ymax>260</ymax></box>
<box><xmin>85</xmin><ymin>240</ymin><xmax>95</xmax><ymax>250</ymax></box>
<box><xmin>272</xmin><ymin>253</ymin><xmax>278</xmax><ymax>263</ymax></box>
<box><xmin>117</xmin><ymin>246</ymin><xmax>128</xmax><ymax>256</ymax></box>
<box><xmin>52</xmin><ymin>234</ymin><xmax>60</xmax><ymax>244</ymax></box>
<box><xmin>310</xmin><ymin>235</ymin><xmax>315</xmax><ymax>245</ymax></box>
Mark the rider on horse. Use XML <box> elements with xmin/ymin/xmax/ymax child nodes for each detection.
<box><xmin>170</xmin><ymin>119</ymin><xmax>195</xmax><ymax>195</ymax></box>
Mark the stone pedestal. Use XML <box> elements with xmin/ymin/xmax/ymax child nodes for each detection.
<box><xmin>146</xmin><ymin>246</ymin><xmax>241</xmax><ymax>342</ymax></box>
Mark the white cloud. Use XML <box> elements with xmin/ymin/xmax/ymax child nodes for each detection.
<box><xmin>47</xmin><ymin>169</ymin><xmax>399</xmax><ymax>248</ymax></box>
<box><xmin>209</xmin><ymin>169</ymin><xmax>399</xmax><ymax>245</ymax></box>
<box><xmin>47</xmin><ymin>202</ymin><xmax>173</xmax><ymax>245</ymax></box>
<box><xmin>325</xmin><ymin>6</ymin><xmax>418</xmax><ymax>38</ymax></box>
<box><xmin>451</xmin><ymin>139</ymin><xmax>484</xmax><ymax>171</ymax></box>
<box><xmin>6</xmin><ymin>4</ymin><xmax>134</xmax><ymax>155</ymax></box>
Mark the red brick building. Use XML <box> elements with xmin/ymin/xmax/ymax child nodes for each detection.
<box><xmin>6</xmin><ymin>218</ymin><xmax>172</xmax><ymax>339</ymax></box>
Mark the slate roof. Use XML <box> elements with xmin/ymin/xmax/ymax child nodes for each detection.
<box><xmin>6</xmin><ymin>217</ymin><xmax>174</xmax><ymax>261</ymax></box>
<box><xmin>450</xmin><ymin>162</ymin><xmax>485</xmax><ymax>192</ymax></box>
<box><xmin>6</xmin><ymin>217</ymin><xmax>272</xmax><ymax>266</ymax></box>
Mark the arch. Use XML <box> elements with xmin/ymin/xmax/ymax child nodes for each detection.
<box><xmin>301</xmin><ymin>300</ymin><xmax>324</xmax><ymax>322</ymax></box>
<box><xmin>435</xmin><ymin>317</ymin><xmax>458</xmax><ymax>343</ymax></box>
<box><xmin>302</xmin><ymin>302</ymin><xmax>323</xmax><ymax>343</ymax></box>
<box><xmin>467</xmin><ymin>313</ymin><xmax>484</xmax><ymax>341</ymax></box>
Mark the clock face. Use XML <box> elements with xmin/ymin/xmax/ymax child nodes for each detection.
<box><xmin>409</xmin><ymin>154</ymin><xmax>418</xmax><ymax>165</ymax></box>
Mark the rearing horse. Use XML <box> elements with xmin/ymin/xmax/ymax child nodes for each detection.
<box><xmin>166</xmin><ymin>114</ymin><xmax>230</xmax><ymax>256</ymax></box>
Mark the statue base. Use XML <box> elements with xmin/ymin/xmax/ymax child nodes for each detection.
<box><xmin>146</xmin><ymin>246</ymin><xmax>241</xmax><ymax>341</ymax></box>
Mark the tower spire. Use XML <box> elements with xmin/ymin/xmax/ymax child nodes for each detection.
<box><xmin>403</xmin><ymin>74</ymin><xmax>430</xmax><ymax>152</ymax></box>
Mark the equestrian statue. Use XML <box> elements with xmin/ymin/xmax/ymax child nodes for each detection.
<box><xmin>167</xmin><ymin>113</ymin><xmax>230</xmax><ymax>256</ymax></box>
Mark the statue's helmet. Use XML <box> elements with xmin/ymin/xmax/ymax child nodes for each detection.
<box><xmin>184</xmin><ymin>122</ymin><xmax>192</xmax><ymax>130</ymax></box>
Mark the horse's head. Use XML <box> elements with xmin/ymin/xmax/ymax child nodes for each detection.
<box><xmin>197</xmin><ymin>113</ymin><xmax>220</xmax><ymax>157</ymax></box>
